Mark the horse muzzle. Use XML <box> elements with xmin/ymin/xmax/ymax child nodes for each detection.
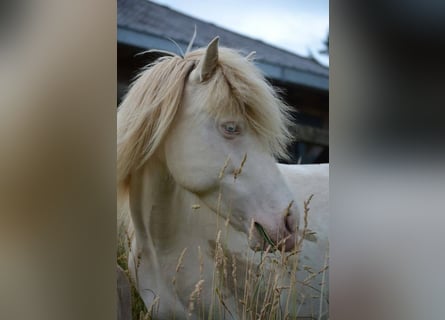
<box><xmin>249</xmin><ymin>217</ymin><xmax>299</xmax><ymax>252</ymax></box>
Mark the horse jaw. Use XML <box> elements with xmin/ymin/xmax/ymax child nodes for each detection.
<box><xmin>189</xmin><ymin>36</ymin><xmax>219</xmax><ymax>82</ymax></box>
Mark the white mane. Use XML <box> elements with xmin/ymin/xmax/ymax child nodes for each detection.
<box><xmin>117</xmin><ymin>47</ymin><xmax>292</xmax><ymax>199</ymax></box>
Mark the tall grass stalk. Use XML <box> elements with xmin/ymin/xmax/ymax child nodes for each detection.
<box><xmin>118</xmin><ymin>192</ymin><xmax>328</xmax><ymax>319</ymax></box>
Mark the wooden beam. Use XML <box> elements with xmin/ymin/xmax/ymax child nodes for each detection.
<box><xmin>292</xmin><ymin>124</ymin><xmax>329</xmax><ymax>146</ymax></box>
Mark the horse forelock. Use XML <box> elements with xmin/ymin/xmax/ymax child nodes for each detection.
<box><xmin>186</xmin><ymin>47</ymin><xmax>293</xmax><ymax>160</ymax></box>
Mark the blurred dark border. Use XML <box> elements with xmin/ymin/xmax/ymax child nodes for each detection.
<box><xmin>331</xmin><ymin>1</ymin><xmax>445</xmax><ymax>319</ymax></box>
<box><xmin>2</xmin><ymin>1</ymin><xmax>445</xmax><ymax>319</ymax></box>
<box><xmin>0</xmin><ymin>1</ymin><xmax>116</xmax><ymax>320</ymax></box>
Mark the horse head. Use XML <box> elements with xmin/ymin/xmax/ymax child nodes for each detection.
<box><xmin>162</xmin><ymin>38</ymin><xmax>300</xmax><ymax>251</ymax></box>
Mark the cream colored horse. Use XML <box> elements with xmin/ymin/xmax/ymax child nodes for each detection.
<box><xmin>117</xmin><ymin>37</ymin><xmax>329</xmax><ymax>319</ymax></box>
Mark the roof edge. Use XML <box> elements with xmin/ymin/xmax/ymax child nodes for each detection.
<box><xmin>117</xmin><ymin>26</ymin><xmax>328</xmax><ymax>91</ymax></box>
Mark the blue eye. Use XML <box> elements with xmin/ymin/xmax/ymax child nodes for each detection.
<box><xmin>225</xmin><ymin>124</ymin><xmax>236</xmax><ymax>132</ymax></box>
<box><xmin>221</xmin><ymin>122</ymin><xmax>240</xmax><ymax>137</ymax></box>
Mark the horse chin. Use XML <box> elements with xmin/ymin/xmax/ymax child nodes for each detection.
<box><xmin>248</xmin><ymin>235</ymin><xmax>278</xmax><ymax>252</ymax></box>
<box><xmin>248</xmin><ymin>233</ymin><xmax>298</xmax><ymax>253</ymax></box>
<box><xmin>249</xmin><ymin>240</ymin><xmax>266</xmax><ymax>252</ymax></box>
<box><xmin>249</xmin><ymin>240</ymin><xmax>275</xmax><ymax>252</ymax></box>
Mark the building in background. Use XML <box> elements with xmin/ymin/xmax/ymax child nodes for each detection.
<box><xmin>118</xmin><ymin>0</ymin><xmax>329</xmax><ymax>164</ymax></box>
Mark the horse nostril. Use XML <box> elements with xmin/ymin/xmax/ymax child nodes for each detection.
<box><xmin>284</xmin><ymin>214</ymin><xmax>296</xmax><ymax>234</ymax></box>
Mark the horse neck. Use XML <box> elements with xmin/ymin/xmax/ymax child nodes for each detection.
<box><xmin>129</xmin><ymin>157</ymin><xmax>243</xmax><ymax>260</ymax></box>
<box><xmin>129</xmin><ymin>158</ymin><xmax>211</xmax><ymax>252</ymax></box>
<box><xmin>129</xmin><ymin>158</ymin><xmax>259</xmax><ymax>312</ymax></box>
<box><xmin>130</xmin><ymin>158</ymin><xmax>177</xmax><ymax>249</ymax></box>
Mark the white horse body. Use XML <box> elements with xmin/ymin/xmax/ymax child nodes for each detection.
<box><xmin>278</xmin><ymin>163</ymin><xmax>329</xmax><ymax>318</ymax></box>
<box><xmin>126</xmin><ymin>163</ymin><xmax>328</xmax><ymax>319</ymax></box>
<box><xmin>118</xmin><ymin>37</ymin><xmax>329</xmax><ymax>319</ymax></box>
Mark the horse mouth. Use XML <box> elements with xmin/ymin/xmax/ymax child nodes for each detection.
<box><xmin>254</xmin><ymin>222</ymin><xmax>276</xmax><ymax>250</ymax></box>
<box><xmin>250</xmin><ymin>222</ymin><xmax>296</xmax><ymax>252</ymax></box>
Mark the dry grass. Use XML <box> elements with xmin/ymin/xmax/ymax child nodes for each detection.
<box><xmin>117</xmin><ymin>227</ymin><xmax>150</xmax><ymax>320</ymax></box>
<box><xmin>117</xmin><ymin>193</ymin><xmax>329</xmax><ymax>320</ymax></box>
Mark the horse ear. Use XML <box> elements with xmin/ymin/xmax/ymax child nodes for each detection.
<box><xmin>246</xmin><ymin>51</ymin><xmax>256</xmax><ymax>61</ymax></box>
<box><xmin>191</xmin><ymin>37</ymin><xmax>219</xmax><ymax>82</ymax></box>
